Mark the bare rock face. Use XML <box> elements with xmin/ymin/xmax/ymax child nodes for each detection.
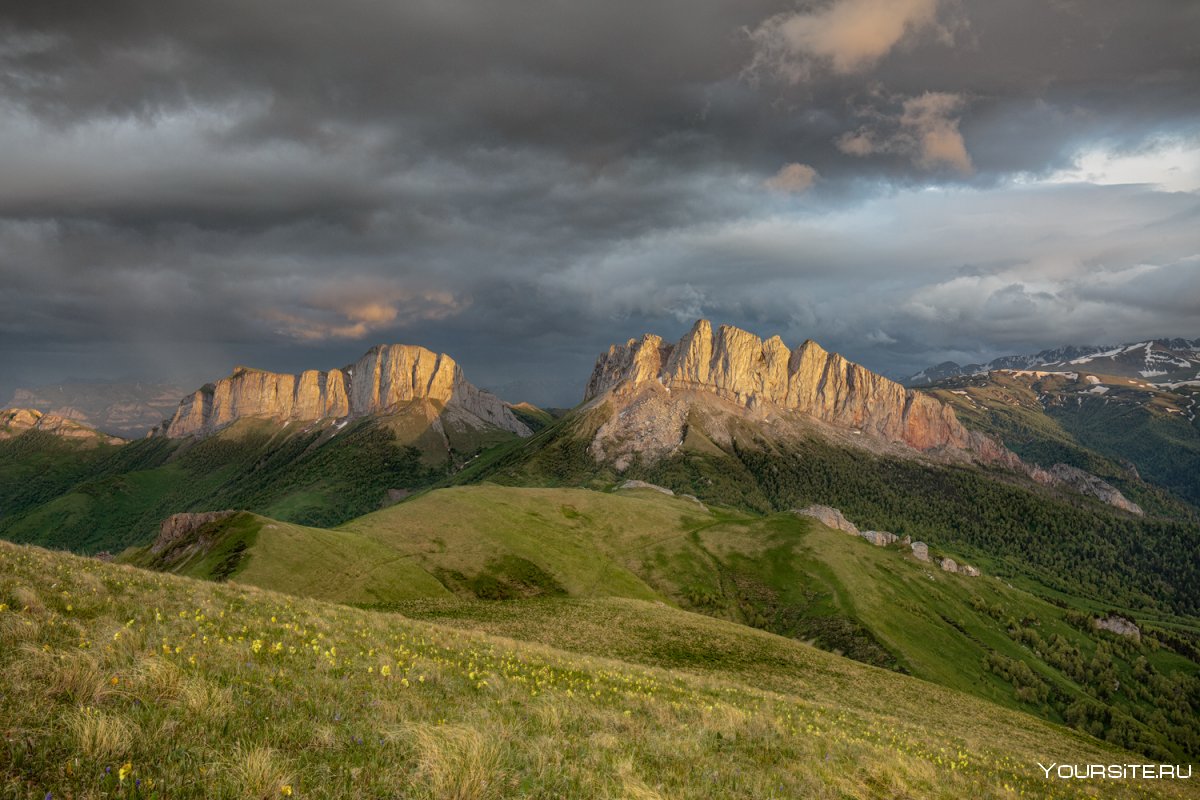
<box><xmin>585</xmin><ymin>319</ymin><xmax>995</xmax><ymax>460</ymax></box>
<box><xmin>582</xmin><ymin>321</ymin><xmax>1140</xmax><ymax>515</ymax></box>
<box><xmin>911</xmin><ymin>541</ymin><xmax>930</xmax><ymax>562</ymax></box>
<box><xmin>163</xmin><ymin>344</ymin><xmax>531</xmax><ymax>439</ymax></box>
<box><xmin>939</xmin><ymin>557</ymin><xmax>959</xmax><ymax>573</ymax></box>
<box><xmin>0</xmin><ymin>407</ymin><xmax>124</xmax><ymax>445</ymax></box>
<box><xmin>794</xmin><ymin>505</ymin><xmax>860</xmax><ymax>535</ymax></box>
<box><xmin>1048</xmin><ymin>464</ymin><xmax>1144</xmax><ymax>516</ymax></box>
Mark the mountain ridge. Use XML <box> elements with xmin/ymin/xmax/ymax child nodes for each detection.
<box><xmin>908</xmin><ymin>338</ymin><xmax>1200</xmax><ymax>387</ymax></box>
<box><xmin>158</xmin><ymin>343</ymin><xmax>532</xmax><ymax>439</ymax></box>
<box><xmin>579</xmin><ymin>319</ymin><xmax>1142</xmax><ymax>514</ymax></box>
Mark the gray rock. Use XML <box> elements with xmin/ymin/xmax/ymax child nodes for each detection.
<box><xmin>793</xmin><ymin>505</ymin><xmax>860</xmax><ymax>535</ymax></box>
<box><xmin>911</xmin><ymin>541</ymin><xmax>930</xmax><ymax>562</ymax></box>
<box><xmin>860</xmin><ymin>530</ymin><xmax>898</xmax><ymax>546</ymax></box>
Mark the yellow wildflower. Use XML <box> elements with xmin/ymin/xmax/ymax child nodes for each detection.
<box><xmin>118</xmin><ymin>761</ymin><xmax>132</xmax><ymax>782</ymax></box>
<box><xmin>381</xmin><ymin>665</ymin><xmax>392</xmax><ymax>677</ymax></box>
<box><xmin>251</xmin><ymin>639</ymin><xmax>264</xmax><ymax>653</ymax></box>
<box><xmin>281</xmin><ymin>784</ymin><xmax>293</xmax><ymax>796</ymax></box>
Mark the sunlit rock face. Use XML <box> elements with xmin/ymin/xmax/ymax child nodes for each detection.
<box><xmin>583</xmin><ymin>320</ymin><xmax>1144</xmax><ymax>515</ymax></box>
<box><xmin>0</xmin><ymin>407</ymin><xmax>124</xmax><ymax>445</ymax></box>
<box><xmin>164</xmin><ymin>344</ymin><xmax>530</xmax><ymax>438</ymax></box>
<box><xmin>584</xmin><ymin>318</ymin><xmax>978</xmax><ymax>454</ymax></box>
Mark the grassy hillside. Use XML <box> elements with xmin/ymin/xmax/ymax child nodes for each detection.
<box><xmin>0</xmin><ymin>417</ymin><xmax>452</xmax><ymax>553</ymax></box>
<box><xmin>927</xmin><ymin>371</ymin><xmax>1200</xmax><ymax>511</ymax></box>
<box><xmin>3</xmin><ymin>539</ymin><xmax>1195</xmax><ymax>800</ymax></box>
<box><xmin>126</xmin><ymin>484</ymin><xmax>1200</xmax><ymax>761</ymax></box>
<box><xmin>465</xmin><ymin>407</ymin><xmax>1200</xmax><ymax>617</ymax></box>
<box><xmin>123</xmin><ymin>512</ymin><xmax>451</xmax><ymax>605</ymax></box>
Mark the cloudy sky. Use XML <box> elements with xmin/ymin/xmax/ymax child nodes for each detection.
<box><xmin>2</xmin><ymin>0</ymin><xmax>1198</xmax><ymax>406</ymax></box>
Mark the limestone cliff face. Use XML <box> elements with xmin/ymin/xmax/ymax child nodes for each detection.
<box><xmin>164</xmin><ymin>344</ymin><xmax>530</xmax><ymax>438</ymax></box>
<box><xmin>583</xmin><ymin>320</ymin><xmax>1145</xmax><ymax>515</ymax></box>
<box><xmin>0</xmin><ymin>408</ymin><xmax>123</xmax><ymax>445</ymax></box>
<box><xmin>584</xmin><ymin>319</ymin><xmax>976</xmax><ymax>455</ymax></box>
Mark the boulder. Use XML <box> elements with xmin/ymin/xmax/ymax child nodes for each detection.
<box><xmin>911</xmin><ymin>541</ymin><xmax>930</xmax><ymax>562</ymax></box>
<box><xmin>793</xmin><ymin>505</ymin><xmax>859</xmax><ymax>535</ymax></box>
<box><xmin>860</xmin><ymin>530</ymin><xmax>898</xmax><ymax>547</ymax></box>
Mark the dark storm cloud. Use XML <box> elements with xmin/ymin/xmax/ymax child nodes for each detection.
<box><xmin>0</xmin><ymin>0</ymin><xmax>1197</xmax><ymax>405</ymax></box>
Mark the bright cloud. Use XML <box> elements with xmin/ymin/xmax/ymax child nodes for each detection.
<box><xmin>748</xmin><ymin>0</ymin><xmax>942</xmax><ymax>80</ymax></box>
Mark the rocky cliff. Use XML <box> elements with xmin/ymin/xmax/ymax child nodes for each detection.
<box><xmin>0</xmin><ymin>408</ymin><xmax>124</xmax><ymax>445</ymax></box>
<box><xmin>585</xmin><ymin>319</ymin><xmax>989</xmax><ymax>456</ymax></box>
<box><xmin>162</xmin><ymin>344</ymin><xmax>530</xmax><ymax>439</ymax></box>
<box><xmin>583</xmin><ymin>320</ymin><xmax>1143</xmax><ymax>514</ymax></box>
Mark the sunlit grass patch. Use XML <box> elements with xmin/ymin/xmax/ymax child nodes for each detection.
<box><xmin>0</xmin><ymin>539</ymin><xmax>1193</xmax><ymax>799</ymax></box>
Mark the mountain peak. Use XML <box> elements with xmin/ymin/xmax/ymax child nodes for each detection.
<box><xmin>1</xmin><ymin>407</ymin><xmax>124</xmax><ymax>445</ymax></box>
<box><xmin>584</xmin><ymin>320</ymin><xmax>966</xmax><ymax>452</ymax></box>
<box><xmin>163</xmin><ymin>344</ymin><xmax>530</xmax><ymax>439</ymax></box>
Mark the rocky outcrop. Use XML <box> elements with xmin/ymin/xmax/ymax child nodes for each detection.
<box><xmin>152</xmin><ymin>511</ymin><xmax>238</xmax><ymax>555</ymax></box>
<box><xmin>1048</xmin><ymin>464</ymin><xmax>1143</xmax><ymax>516</ymax></box>
<box><xmin>794</xmin><ymin>505</ymin><xmax>859</xmax><ymax>535</ymax></box>
<box><xmin>861</xmin><ymin>530</ymin><xmax>898</xmax><ymax>547</ymax></box>
<box><xmin>162</xmin><ymin>344</ymin><xmax>531</xmax><ymax>439</ymax></box>
<box><xmin>1094</xmin><ymin>615</ymin><xmax>1140</xmax><ymax>641</ymax></box>
<box><xmin>911</xmin><ymin>541</ymin><xmax>930</xmax><ymax>562</ymax></box>
<box><xmin>0</xmin><ymin>408</ymin><xmax>124</xmax><ymax>445</ymax></box>
<box><xmin>585</xmin><ymin>320</ymin><xmax>977</xmax><ymax>454</ymax></box>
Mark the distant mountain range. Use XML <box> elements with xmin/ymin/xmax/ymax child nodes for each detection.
<box><xmin>907</xmin><ymin>338</ymin><xmax>1200</xmax><ymax>387</ymax></box>
<box><xmin>5</xmin><ymin>380</ymin><xmax>185</xmax><ymax>437</ymax></box>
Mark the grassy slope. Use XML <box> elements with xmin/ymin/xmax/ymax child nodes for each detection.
<box><xmin>453</xmin><ymin>404</ymin><xmax>1200</xmax><ymax>618</ymax></box>
<box><xmin>0</xmin><ymin>416</ymin><xmax>450</xmax><ymax>553</ymax></box>
<box><xmin>3</xmin><ymin>540</ymin><xmax>1194</xmax><ymax>800</ymax></box>
<box><xmin>927</xmin><ymin>372</ymin><xmax>1200</xmax><ymax>511</ymax></box>
<box><xmin>123</xmin><ymin>513</ymin><xmax>451</xmax><ymax>605</ymax></box>
<box><xmin>132</xmin><ymin>484</ymin><xmax>1199</xmax><ymax>760</ymax></box>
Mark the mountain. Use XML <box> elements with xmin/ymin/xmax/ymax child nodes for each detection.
<box><xmin>159</xmin><ymin>343</ymin><xmax>530</xmax><ymax>439</ymax></box>
<box><xmin>0</xmin><ymin>407</ymin><xmax>123</xmax><ymax>445</ymax></box>
<box><xmin>926</xmin><ymin>369</ymin><xmax>1200</xmax><ymax>509</ymax></box>
<box><xmin>574</xmin><ymin>319</ymin><xmax>1141</xmax><ymax>513</ymax></box>
<box><xmin>6</xmin><ymin>380</ymin><xmax>185</xmax><ymax>437</ymax></box>
<box><xmin>907</xmin><ymin>338</ymin><xmax>1200</xmax><ymax>387</ymax></box>
<box><xmin>0</xmin><ymin>342</ymin><xmax>534</xmax><ymax>552</ymax></box>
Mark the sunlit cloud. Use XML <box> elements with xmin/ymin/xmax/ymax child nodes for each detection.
<box><xmin>837</xmin><ymin>91</ymin><xmax>973</xmax><ymax>173</ymax></box>
<box><xmin>747</xmin><ymin>0</ymin><xmax>944</xmax><ymax>81</ymax></box>
<box><xmin>764</xmin><ymin>162</ymin><xmax>819</xmax><ymax>193</ymax></box>
<box><xmin>267</xmin><ymin>286</ymin><xmax>468</xmax><ymax>342</ymax></box>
